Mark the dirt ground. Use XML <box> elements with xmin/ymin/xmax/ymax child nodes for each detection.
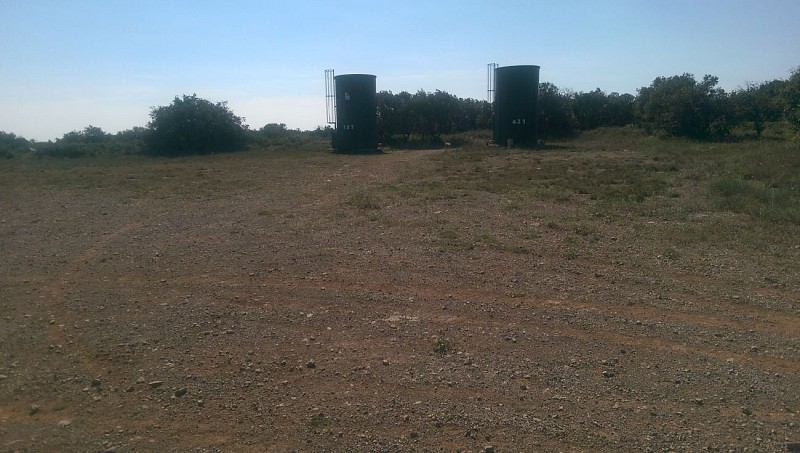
<box><xmin>1</xmin><ymin>147</ymin><xmax>798</xmax><ymax>452</ymax></box>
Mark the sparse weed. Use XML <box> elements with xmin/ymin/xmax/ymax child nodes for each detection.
<box><xmin>346</xmin><ymin>187</ymin><xmax>381</xmax><ymax>210</ymax></box>
<box><xmin>433</xmin><ymin>333</ymin><xmax>451</xmax><ymax>355</ymax></box>
<box><xmin>307</xmin><ymin>412</ymin><xmax>329</xmax><ymax>430</ymax></box>
<box><xmin>437</xmin><ymin>229</ymin><xmax>472</xmax><ymax>250</ymax></box>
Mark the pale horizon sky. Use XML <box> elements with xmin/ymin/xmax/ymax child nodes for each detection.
<box><xmin>2</xmin><ymin>0</ymin><xmax>798</xmax><ymax>141</ymax></box>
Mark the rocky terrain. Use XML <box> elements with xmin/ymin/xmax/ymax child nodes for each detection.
<box><xmin>1</xmin><ymin>145</ymin><xmax>798</xmax><ymax>452</ymax></box>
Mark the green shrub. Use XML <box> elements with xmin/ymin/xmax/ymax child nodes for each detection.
<box><xmin>146</xmin><ymin>94</ymin><xmax>247</xmax><ymax>156</ymax></box>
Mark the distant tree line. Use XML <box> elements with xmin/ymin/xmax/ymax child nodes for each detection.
<box><xmin>0</xmin><ymin>131</ymin><xmax>32</xmax><ymax>159</ymax></box>
<box><xmin>634</xmin><ymin>68</ymin><xmax>799</xmax><ymax>139</ymax></box>
<box><xmin>376</xmin><ymin>90</ymin><xmax>492</xmax><ymax>146</ymax></box>
<box><xmin>1</xmin><ymin>66</ymin><xmax>797</xmax><ymax>157</ymax></box>
<box><xmin>377</xmin><ymin>66</ymin><xmax>799</xmax><ymax>143</ymax></box>
<box><xmin>1</xmin><ymin>95</ymin><xmax>330</xmax><ymax>158</ymax></box>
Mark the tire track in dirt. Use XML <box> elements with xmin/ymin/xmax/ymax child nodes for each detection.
<box><xmin>47</xmin><ymin>270</ymin><xmax>800</xmax><ymax>374</ymax></box>
<box><xmin>105</xmin><ymin>271</ymin><xmax>798</xmax><ymax>338</ymax></box>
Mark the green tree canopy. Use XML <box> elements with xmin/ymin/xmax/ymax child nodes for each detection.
<box><xmin>58</xmin><ymin>125</ymin><xmax>111</xmax><ymax>144</ymax></box>
<box><xmin>146</xmin><ymin>94</ymin><xmax>248</xmax><ymax>155</ymax></box>
<box><xmin>538</xmin><ymin>82</ymin><xmax>577</xmax><ymax>138</ymax></box>
<box><xmin>729</xmin><ymin>80</ymin><xmax>785</xmax><ymax>137</ymax></box>
<box><xmin>0</xmin><ymin>131</ymin><xmax>31</xmax><ymax>150</ymax></box>
<box><xmin>782</xmin><ymin>67</ymin><xmax>800</xmax><ymax>133</ymax></box>
<box><xmin>573</xmin><ymin>89</ymin><xmax>635</xmax><ymax>130</ymax></box>
<box><xmin>635</xmin><ymin>73</ymin><xmax>726</xmax><ymax>139</ymax></box>
<box><xmin>376</xmin><ymin>90</ymin><xmax>491</xmax><ymax>144</ymax></box>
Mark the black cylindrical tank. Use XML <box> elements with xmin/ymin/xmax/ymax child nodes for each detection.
<box><xmin>333</xmin><ymin>74</ymin><xmax>378</xmax><ymax>153</ymax></box>
<box><xmin>493</xmin><ymin>65</ymin><xmax>540</xmax><ymax>147</ymax></box>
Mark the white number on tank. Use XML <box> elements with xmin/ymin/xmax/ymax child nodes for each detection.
<box><xmin>511</xmin><ymin>118</ymin><xmax>527</xmax><ymax>125</ymax></box>
<box><xmin>342</xmin><ymin>124</ymin><xmax>355</xmax><ymax>130</ymax></box>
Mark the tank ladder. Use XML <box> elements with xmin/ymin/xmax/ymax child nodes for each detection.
<box><xmin>324</xmin><ymin>69</ymin><xmax>336</xmax><ymax>127</ymax></box>
<box><xmin>487</xmin><ymin>63</ymin><xmax>498</xmax><ymax>103</ymax></box>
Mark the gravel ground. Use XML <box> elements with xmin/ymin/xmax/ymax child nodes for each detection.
<box><xmin>1</xmin><ymin>148</ymin><xmax>798</xmax><ymax>452</ymax></box>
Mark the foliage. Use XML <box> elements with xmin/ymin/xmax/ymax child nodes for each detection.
<box><xmin>0</xmin><ymin>131</ymin><xmax>31</xmax><ymax>158</ymax></box>
<box><xmin>783</xmin><ymin>67</ymin><xmax>800</xmax><ymax>134</ymax></box>
<box><xmin>729</xmin><ymin>81</ymin><xmax>785</xmax><ymax>137</ymax></box>
<box><xmin>573</xmin><ymin>89</ymin><xmax>635</xmax><ymax>130</ymax></box>
<box><xmin>249</xmin><ymin>123</ymin><xmax>299</xmax><ymax>147</ymax></box>
<box><xmin>537</xmin><ymin>82</ymin><xmax>578</xmax><ymax>138</ymax></box>
<box><xmin>433</xmin><ymin>332</ymin><xmax>451</xmax><ymax>355</ymax></box>
<box><xmin>112</xmin><ymin>127</ymin><xmax>149</xmax><ymax>155</ymax></box>
<box><xmin>634</xmin><ymin>73</ymin><xmax>727</xmax><ymax>139</ymax></box>
<box><xmin>146</xmin><ymin>94</ymin><xmax>248</xmax><ymax>155</ymax></box>
<box><xmin>31</xmin><ymin>125</ymin><xmax>147</xmax><ymax>158</ymax></box>
<box><xmin>377</xmin><ymin>90</ymin><xmax>491</xmax><ymax>147</ymax></box>
<box><xmin>247</xmin><ymin>123</ymin><xmax>333</xmax><ymax>150</ymax></box>
<box><xmin>58</xmin><ymin>125</ymin><xmax>110</xmax><ymax>144</ymax></box>
<box><xmin>37</xmin><ymin>126</ymin><xmax>108</xmax><ymax>157</ymax></box>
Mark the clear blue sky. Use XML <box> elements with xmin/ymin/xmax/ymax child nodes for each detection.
<box><xmin>2</xmin><ymin>0</ymin><xmax>798</xmax><ymax>141</ymax></box>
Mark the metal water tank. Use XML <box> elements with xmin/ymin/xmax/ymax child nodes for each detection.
<box><xmin>493</xmin><ymin>65</ymin><xmax>540</xmax><ymax>147</ymax></box>
<box><xmin>333</xmin><ymin>74</ymin><xmax>378</xmax><ymax>153</ymax></box>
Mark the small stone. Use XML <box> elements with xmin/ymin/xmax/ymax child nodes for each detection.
<box><xmin>174</xmin><ymin>388</ymin><xmax>187</xmax><ymax>397</ymax></box>
<box><xmin>57</xmin><ymin>419</ymin><xmax>71</xmax><ymax>427</ymax></box>
<box><xmin>29</xmin><ymin>404</ymin><xmax>41</xmax><ymax>416</ymax></box>
<box><xmin>148</xmin><ymin>381</ymin><xmax>164</xmax><ymax>389</ymax></box>
<box><xmin>306</xmin><ymin>360</ymin><xmax>316</xmax><ymax>369</ymax></box>
<box><xmin>91</xmin><ymin>378</ymin><xmax>101</xmax><ymax>387</ymax></box>
<box><xmin>197</xmin><ymin>399</ymin><xmax>204</xmax><ymax>407</ymax></box>
<box><xmin>484</xmin><ymin>446</ymin><xmax>496</xmax><ymax>453</ymax></box>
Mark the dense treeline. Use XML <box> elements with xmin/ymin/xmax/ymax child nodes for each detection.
<box><xmin>376</xmin><ymin>90</ymin><xmax>492</xmax><ymax>146</ymax></box>
<box><xmin>376</xmin><ymin>67</ymin><xmax>798</xmax><ymax>144</ymax></box>
<box><xmin>1</xmin><ymin>67</ymin><xmax>797</xmax><ymax>157</ymax></box>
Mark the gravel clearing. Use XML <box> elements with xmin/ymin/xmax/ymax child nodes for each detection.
<box><xmin>1</xmin><ymin>147</ymin><xmax>798</xmax><ymax>452</ymax></box>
